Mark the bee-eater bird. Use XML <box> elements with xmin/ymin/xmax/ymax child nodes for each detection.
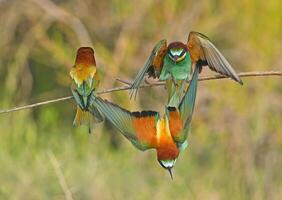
<box><xmin>129</xmin><ymin>31</ymin><xmax>243</xmax><ymax>106</ymax></box>
<box><xmin>70</xmin><ymin>47</ymin><xmax>103</xmax><ymax>133</ymax></box>
<box><xmin>89</xmin><ymin>67</ymin><xmax>200</xmax><ymax>179</ymax></box>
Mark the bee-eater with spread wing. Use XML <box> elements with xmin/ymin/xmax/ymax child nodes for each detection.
<box><xmin>89</xmin><ymin>67</ymin><xmax>200</xmax><ymax>179</ymax></box>
<box><xmin>70</xmin><ymin>47</ymin><xmax>103</xmax><ymax>133</ymax></box>
<box><xmin>130</xmin><ymin>31</ymin><xmax>243</xmax><ymax>106</ymax></box>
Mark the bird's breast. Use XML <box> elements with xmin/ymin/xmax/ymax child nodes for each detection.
<box><xmin>70</xmin><ymin>64</ymin><xmax>96</xmax><ymax>85</ymax></box>
<box><xmin>160</xmin><ymin>56</ymin><xmax>191</xmax><ymax>81</ymax></box>
<box><xmin>156</xmin><ymin>119</ymin><xmax>179</xmax><ymax>160</ymax></box>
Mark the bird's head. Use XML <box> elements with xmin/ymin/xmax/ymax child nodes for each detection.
<box><xmin>167</xmin><ymin>42</ymin><xmax>188</xmax><ymax>64</ymax></box>
<box><xmin>156</xmin><ymin>143</ymin><xmax>179</xmax><ymax>180</ymax></box>
<box><xmin>158</xmin><ymin>159</ymin><xmax>177</xmax><ymax>180</ymax></box>
<box><xmin>75</xmin><ymin>47</ymin><xmax>96</xmax><ymax>66</ymax></box>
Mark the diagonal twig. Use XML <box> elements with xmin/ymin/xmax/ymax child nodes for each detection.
<box><xmin>116</xmin><ymin>71</ymin><xmax>282</xmax><ymax>85</ymax></box>
<box><xmin>0</xmin><ymin>71</ymin><xmax>281</xmax><ymax>114</ymax></box>
<box><xmin>47</xmin><ymin>150</ymin><xmax>74</xmax><ymax>200</ymax></box>
<box><xmin>0</xmin><ymin>96</ymin><xmax>73</xmax><ymax>114</ymax></box>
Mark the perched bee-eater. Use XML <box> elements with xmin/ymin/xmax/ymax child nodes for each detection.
<box><xmin>89</xmin><ymin>67</ymin><xmax>200</xmax><ymax>179</ymax></box>
<box><xmin>130</xmin><ymin>31</ymin><xmax>243</xmax><ymax>106</ymax></box>
<box><xmin>70</xmin><ymin>47</ymin><xmax>103</xmax><ymax>133</ymax></box>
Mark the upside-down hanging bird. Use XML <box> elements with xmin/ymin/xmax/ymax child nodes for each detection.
<box><xmin>70</xmin><ymin>47</ymin><xmax>104</xmax><ymax>133</ymax></box>
<box><xmin>129</xmin><ymin>31</ymin><xmax>243</xmax><ymax>106</ymax></box>
<box><xmin>89</xmin><ymin>66</ymin><xmax>200</xmax><ymax>179</ymax></box>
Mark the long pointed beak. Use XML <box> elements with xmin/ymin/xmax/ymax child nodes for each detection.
<box><xmin>168</xmin><ymin>168</ymin><xmax>173</xmax><ymax>180</ymax></box>
<box><xmin>173</xmin><ymin>56</ymin><xmax>179</xmax><ymax>64</ymax></box>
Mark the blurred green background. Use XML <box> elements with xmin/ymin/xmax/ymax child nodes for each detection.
<box><xmin>0</xmin><ymin>0</ymin><xmax>281</xmax><ymax>199</ymax></box>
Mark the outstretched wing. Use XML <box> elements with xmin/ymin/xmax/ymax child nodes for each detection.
<box><xmin>89</xmin><ymin>95</ymin><xmax>159</xmax><ymax>151</ymax></box>
<box><xmin>129</xmin><ymin>39</ymin><xmax>167</xmax><ymax>99</ymax></box>
<box><xmin>187</xmin><ymin>31</ymin><xmax>243</xmax><ymax>84</ymax></box>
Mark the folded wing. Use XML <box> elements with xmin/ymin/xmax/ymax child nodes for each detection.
<box><xmin>173</xmin><ymin>66</ymin><xmax>199</xmax><ymax>144</ymax></box>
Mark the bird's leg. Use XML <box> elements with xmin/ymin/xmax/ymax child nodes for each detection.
<box><xmin>88</xmin><ymin>113</ymin><xmax>92</xmax><ymax>134</ymax></box>
<box><xmin>169</xmin><ymin>72</ymin><xmax>178</xmax><ymax>87</ymax></box>
<box><xmin>172</xmin><ymin>76</ymin><xmax>178</xmax><ymax>87</ymax></box>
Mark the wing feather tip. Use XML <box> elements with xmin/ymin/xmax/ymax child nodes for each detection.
<box><xmin>237</xmin><ymin>78</ymin><xmax>244</xmax><ymax>85</ymax></box>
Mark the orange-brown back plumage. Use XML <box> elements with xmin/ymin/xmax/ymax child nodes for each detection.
<box><xmin>132</xmin><ymin>114</ymin><xmax>157</xmax><ymax>148</ymax></box>
<box><xmin>156</xmin><ymin>118</ymin><xmax>180</xmax><ymax>161</ymax></box>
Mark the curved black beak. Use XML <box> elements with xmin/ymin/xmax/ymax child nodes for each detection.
<box><xmin>167</xmin><ymin>168</ymin><xmax>173</xmax><ymax>180</ymax></box>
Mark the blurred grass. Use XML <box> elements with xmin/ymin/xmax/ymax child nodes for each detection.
<box><xmin>0</xmin><ymin>0</ymin><xmax>282</xmax><ymax>199</ymax></box>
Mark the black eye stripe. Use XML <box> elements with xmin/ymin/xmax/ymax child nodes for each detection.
<box><xmin>158</xmin><ymin>160</ymin><xmax>166</xmax><ymax>169</ymax></box>
<box><xmin>179</xmin><ymin>50</ymin><xmax>186</xmax><ymax>57</ymax></box>
<box><xmin>168</xmin><ymin>51</ymin><xmax>174</xmax><ymax>58</ymax></box>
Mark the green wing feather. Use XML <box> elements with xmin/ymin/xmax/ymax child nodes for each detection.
<box><xmin>72</xmin><ymin>89</ymin><xmax>104</xmax><ymax>123</ymax></box>
<box><xmin>71</xmin><ymin>89</ymin><xmax>84</xmax><ymax>110</ymax></box>
<box><xmin>129</xmin><ymin>39</ymin><xmax>167</xmax><ymax>99</ymax></box>
<box><xmin>90</xmin><ymin>96</ymin><xmax>136</xmax><ymax>139</ymax></box>
<box><xmin>72</xmin><ymin>76</ymin><xmax>99</xmax><ymax>110</ymax></box>
<box><xmin>90</xmin><ymin>103</ymin><xmax>104</xmax><ymax>123</ymax></box>
<box><xmin>89</xmin><ymin>95</ymin><xmax>156</xmax><ymax>151</ymax></box>
<box><xmin>179</xmin><ymin>66</ymin><xmax>199</xmax><ymax>131</ymax></box>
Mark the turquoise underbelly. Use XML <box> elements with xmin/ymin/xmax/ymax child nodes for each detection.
<box><xmin>159</xmin><ymin>55</ymin><xmax>192</xmax><ymax>81</ymax></box>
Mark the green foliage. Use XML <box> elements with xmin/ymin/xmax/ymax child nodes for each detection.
<box><xmin>0</xmin><ymin>0</ymin><xmax>281</xmax><ymax>199</ymax></box>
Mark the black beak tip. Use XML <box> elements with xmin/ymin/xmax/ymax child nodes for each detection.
<box><xmin>168</xmin><ymin>168</ymin><xmax>173</xmax><ymax>180</ymax></box>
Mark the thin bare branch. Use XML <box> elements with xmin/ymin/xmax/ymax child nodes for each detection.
<box><xmin>0</xmin><ymin>71</ymin><xmax>281</xmax><ymax>114</ymax></box>
<box><xmin>47</xmin><ymin>150</ymin><xmax>74</xmax><ymax>200</ymax></box>
<box><xmin>115</xmin><ymin>78</ymin><xmax>131</xmax><ymax>85</ymax></box>
<box><xmin>117</xmin><ymin>71</ymin><xmax>282</xmax><ymax>85</ymax></box>
<box><xmin>198</xmin><ymin>71</ymin><xmax>282</xmax><ymax>81</ymax></box>
<box><xmin>0</xmin><ymin>96</ymin><xmax>73</xmax><ymax>114</ymax></box>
